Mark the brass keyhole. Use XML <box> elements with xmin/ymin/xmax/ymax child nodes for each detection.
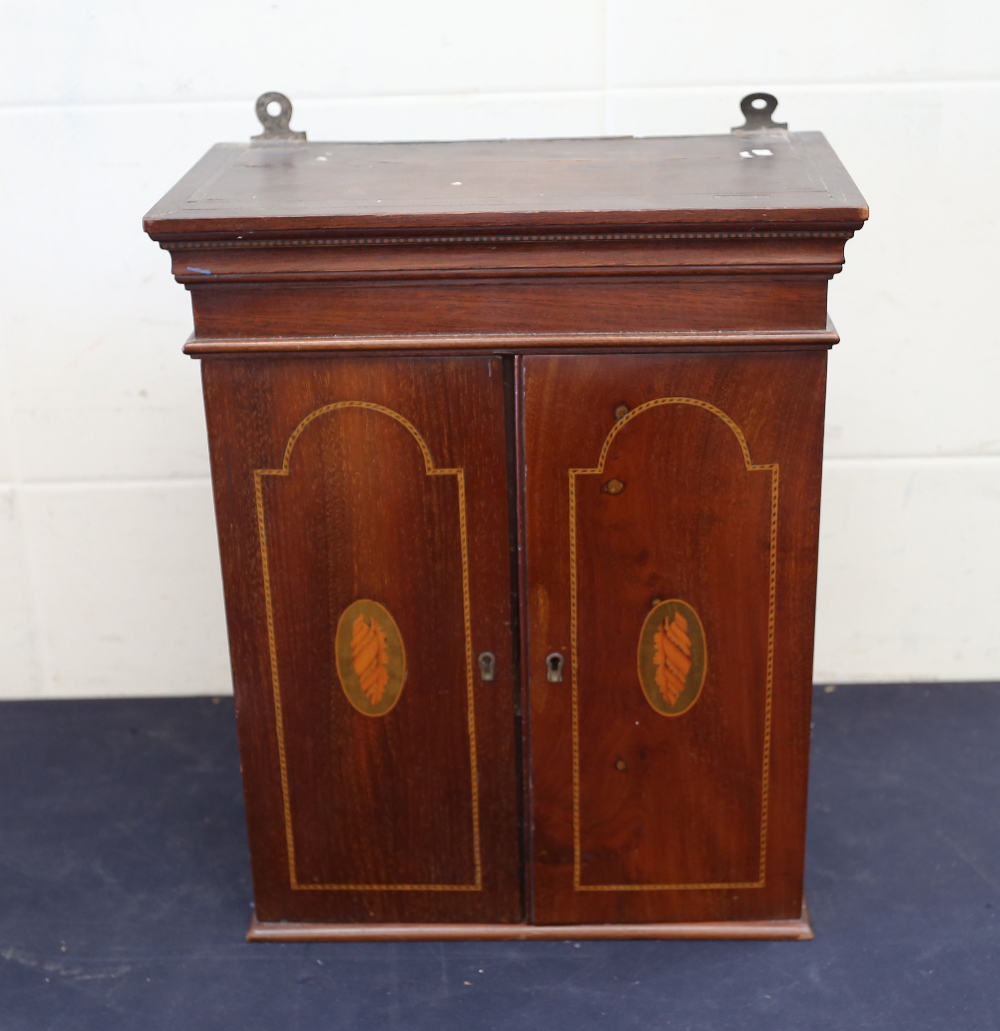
<box><xmin>545</xmin><ymin>652</ymin><xmax>565</xmax><ymax>683</ymax></box>
<box><xmin>478</xmin><ymin>652</ymin><xmax>496</xmax><ymax>682</ymax></box>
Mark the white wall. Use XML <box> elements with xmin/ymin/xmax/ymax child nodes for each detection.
<box><xmin>1</xmin><ymin>1</ymin><xmax>997</xmax><ymax>697</ymax></box>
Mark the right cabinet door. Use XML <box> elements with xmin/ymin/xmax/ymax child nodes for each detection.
<box><xmin>523</xmin><ymin>351</ymin><xmax>827</xmax><ymax>926</ymax></box>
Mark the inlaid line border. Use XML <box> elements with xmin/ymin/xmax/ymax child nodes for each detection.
<box><xmin>568</xmin><ymin>397</ymin><xmax>779</xmax><ymax>892</ymax></box>
<box><xmin>254</xmin><ymin>401</ymin><xmax>482</xmax><ymax>892</ymax></box>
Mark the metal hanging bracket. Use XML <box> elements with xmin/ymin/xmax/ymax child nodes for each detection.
<box><xmin>732</xmin><ymin>92</ymin><xmax>787</xmax><ymax>135</ymax></box>
<box><xmin>251</xmin><ymin>92</ymin><xmax>307</xmax><ymax>144</ymax></box>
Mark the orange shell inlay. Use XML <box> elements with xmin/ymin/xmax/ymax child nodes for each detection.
<box><xmin>350</xmin><ymin>614</ymin><xmax>390</xmax><ymax>706</ymax></box>
<box><xmin>653</xmin><ymin>611</ymin><xmax>693</xmax><ymax>706</ymax></box>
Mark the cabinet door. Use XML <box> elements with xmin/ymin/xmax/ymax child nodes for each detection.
<box><xmin>523</xmin><ymin>352</ymin><xmax>826</xmax><ymax>926</ymax></box>
<box><xmin>202</xmin><ymin>355</ymin><xmax>522</xmax><ymax>925</ymax></box>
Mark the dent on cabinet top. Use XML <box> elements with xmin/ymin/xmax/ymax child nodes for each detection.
<box><xmin>143</xmin><ymin>127</ymin><xmax>867</xmax><ymax>240</ymax></box>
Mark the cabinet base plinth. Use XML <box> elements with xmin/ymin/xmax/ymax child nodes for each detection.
<box><xmin>248</xmin><ymin>903</ymin><xmax>813</xmax><ymax>942</ymax></box>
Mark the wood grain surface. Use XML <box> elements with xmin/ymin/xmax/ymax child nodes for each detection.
<box><xmin>248</xmin><ymin>904</ymin><xmax>814</xmax><ymax>941</ymax></box>
<box><xmin>201</xmin><ymin>356</ymin><xmax>522</xmax><ymax>924</ymax></box>
<box><xmin>523</xmin><ymin>352</ymin><xmax>827</xmax><ymax>925</ymax></box>
<box><xmin>143</xmin><ymin>132</ymin><xmax>866</xmax><ymax>236</ymax></box>
<box><xmin>188</xmin><ymin>276</ymin><xmax>831</xmax><ymax>339</ymax></box>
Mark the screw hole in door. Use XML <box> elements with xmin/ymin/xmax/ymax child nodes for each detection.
<box><xmin>545</xmin><ymin>652</ymin><xmax>564</xmax><ymax>683</ymax></box>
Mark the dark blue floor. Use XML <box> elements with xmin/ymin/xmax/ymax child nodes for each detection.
<box><xmin>1</xmin><ymin>683</ymin><xmax>998</xmax><ymax>1030</ymax></box>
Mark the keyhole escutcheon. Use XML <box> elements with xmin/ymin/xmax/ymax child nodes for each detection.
<box><xmin>545</xmin><ymin>652</ymin><xmax>565</xmax><ymax>683</ymax></box>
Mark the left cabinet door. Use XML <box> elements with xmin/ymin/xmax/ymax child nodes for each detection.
<box><xmin>201</xmin><ymin>355</ymin><xmax>522</xmax><ymax>927</ymax></box>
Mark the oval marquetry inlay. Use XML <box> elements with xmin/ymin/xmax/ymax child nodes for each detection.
<box><xmin>636</xmin><ymin>599</ymin><xmax>707</xmax><ymax>717</ymax></box>
<box><xmin>335</xmin><ymin>600</ymin><xmax>407</xmax><ymax>717</ymax></box>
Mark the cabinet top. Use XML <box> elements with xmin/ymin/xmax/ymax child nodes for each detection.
<box><xmin>143</xmin><ymin>130</ymin><xmax>867</xmax><ymax>239</ymax></box>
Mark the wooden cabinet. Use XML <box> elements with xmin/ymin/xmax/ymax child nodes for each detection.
<box><xmin>145</xmin><ymin>94</ymin><xmax>866</xmax><ymax>940</ymax></box>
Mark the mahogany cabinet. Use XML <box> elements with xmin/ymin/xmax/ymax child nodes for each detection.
<box><xmin>144</xmin><ymin>93</ymin><xmax>867</xmax><ymax>940</ymax></box>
